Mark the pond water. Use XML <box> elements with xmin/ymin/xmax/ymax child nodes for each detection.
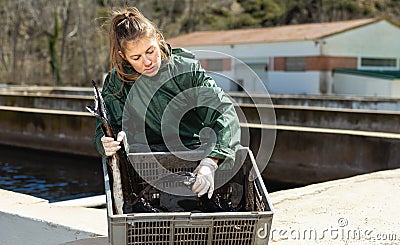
<box><xmin>0</xmin><ymin>145</ymin><xmax>104</xmax><ymax>202</ymax></box>
<box><xmin>0</xmin><ymin>145</ymin><xmax>299</xmax><ymax>203</ymax></box>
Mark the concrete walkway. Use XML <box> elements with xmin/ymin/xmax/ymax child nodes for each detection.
<box><xmin>1</xmin><ymin>168</ymin><xmax>399</xmax><ymax>244</ymax></box>
<box><xmin>0</xmin><ymin>189</ymin><xmax>107</xmax><ymax>245</ymax></box>
<box><xmin>269</xmin><ymin>168</ymin><xmax>400</xmax><ymax>244</ymax></box>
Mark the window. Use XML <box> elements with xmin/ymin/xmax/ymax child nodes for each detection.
<box><xmin>285</xmin><ymin>57</ymin><xmax>306</xmax><ymax>71</ymax></box>
<box><xmin>360</xmin><ymin>57</ymin><xmax>397</xmax><ymax>69</ymax></box>
<box><xmin>206</xmin><ymin>59</ymin><xmax>224</xmax><ymax>71</ymax></box>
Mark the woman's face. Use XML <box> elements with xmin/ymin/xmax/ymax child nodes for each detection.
<box><xmin>119</xmin><ymin>36</ymin><xmax>162</xmax><ymax>77</ymax></box>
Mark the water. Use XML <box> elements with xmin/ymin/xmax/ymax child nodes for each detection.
<box><xmin>0</xmin><ymin>145</ymin><xmax>298</xmax><ymax>203</ymax></box>
<box><xmin>0</xmin><ymin>145</ymin><xmax>104</xmax><ymax>202</ymax></box>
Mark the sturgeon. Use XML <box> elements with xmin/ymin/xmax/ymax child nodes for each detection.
<box><xmin>86</xmin><ymin>80</ymin><xmax>145</xmax><ymax>214</ymax></box>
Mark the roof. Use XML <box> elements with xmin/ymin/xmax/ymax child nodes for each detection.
<box><xmin>167</xmin><ymin>18</ymin><xmax>381</xmax><ymax>47</ymax></box>
<box><xmin>333</xmin><ymin>69</ymin><xmax>400</xmax><ymax>80</ymax></box>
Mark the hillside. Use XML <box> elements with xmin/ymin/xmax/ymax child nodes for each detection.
<box><xmin>0</xmin><ymin>0</ymin><xmax>398</xmax><ymax>86</ymax></box>
<box><xmin>121</xmin><ymin>0</ymin><xmax>400</xmax><ymax>38</ymax></box>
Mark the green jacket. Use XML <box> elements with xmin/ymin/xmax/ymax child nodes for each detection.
<box><xmin>93</xmin><ymin>48</ymin><xmax>240</xmax><ymax>168</ymax></box>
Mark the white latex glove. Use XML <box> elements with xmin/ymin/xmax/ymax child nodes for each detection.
<box><xmin>101</xmin><ymin>131</ymin><xmax>127</xmax><ymax>156</ymax></box>
<box><xmin>192</xmin><ymin>158</ymin><xmax>218</xmax><ymax>199</ymax></box>
<box><xmin>248</xmin><ymin>167</ymin><xmax>258</xmax><ymax>182</ymax></box>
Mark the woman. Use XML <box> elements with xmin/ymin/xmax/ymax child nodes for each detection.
<box><xmin>93</xmin><ymin>7</ymin><xmax>240</xmax><ymax>199</ymax></box>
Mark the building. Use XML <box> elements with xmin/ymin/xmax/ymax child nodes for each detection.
<box><xmin>167</xmin><ymin>18</ymin><xmax>400</xmax><ymax>96</ymax></box>
<box><xmin>333</xmin><ymin>69</ymin><xmax>400</xmax><ymax>97</ymax></box>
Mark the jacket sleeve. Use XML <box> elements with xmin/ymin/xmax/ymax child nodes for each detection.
<box><xmin>192</xmin><ymin>61</ymin><xmax>241</xmax><ymax>167</ymax></box>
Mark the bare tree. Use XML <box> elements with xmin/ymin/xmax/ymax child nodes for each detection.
<box><xmin>0</xmin><ymin>0</ymin><xmax>396</xmax><ymax>86</ymax></box>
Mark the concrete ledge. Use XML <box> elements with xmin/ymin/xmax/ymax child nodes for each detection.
<box><xmin>229</xmin><ymin>92</ymin><xmax>400</xmax><ymax>111</ymax></box>
<box><xmin>4</xmin><ymin>86</ymin><xmax>400</xmax><ymax>110</ymax></box>
<box><xmin>53</xmin><ymin>195</ymin><xmax>106</xmax><ymax>208</ymax></box>
<box><xmin>60</xmin><ymin>237</ymin><xmax>108</xmax><ymax>245</ymax></box>
<box><xmin>240</xmin><ymin>103</ymin><xmax>400</xmax><ymax>133</ymax></box>
<box><xmin>0</xmin><ymin>189</ymin><xmax>107</xmax><ymax>245</ymax></box>
<box><xmin>269</xmin><ymin>168</ymin><xmax>400</xmax><ymax>244</ymax></box>
<box><xmin>0</xmin><ymin>93</ymin><xmax>91</xmax><ymax>111</ymax></box>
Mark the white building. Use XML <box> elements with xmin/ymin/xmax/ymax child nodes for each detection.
<box><xmin>167</xmin><ymin>18</ymin><xmax>400</xmax><ymax>96</ymax></box>
<box><xmin>333</xmin><ymin>69</ymin><xmax>400</xmax><ymax>97</ymax></box>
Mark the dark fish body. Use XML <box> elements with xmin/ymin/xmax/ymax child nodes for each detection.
<box><xmin>144</xmin><ymin>172</ymin><xmax>236</xmax><ymax>212</ymax></box>
<box><xmin>156</xmin><ymin>192</ymin><xmax>236</xmax><ymax>212</ymax></box>
<box><xmin>201</xmin><ymin>194</ymin><xmax>236</xmax><ymax>212</ymax></box>
<box><xmin>87</xmin><ymin>80</ymin><xmax>152</xmax><ymax>214</ymax></box>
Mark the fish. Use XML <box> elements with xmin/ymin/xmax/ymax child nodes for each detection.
<box><xmin>135</xmin><ymin>171</ymin><xmax>236</xmax><ymax>212</ymax></box>
<box><xmin>86</xmin><ymin>80</ymin><xmax>159</xmax><ymax>214</ymax></box>
<box><xmin>155</xmin><ymin>192</ymin><xmax>236</xmax><ymax>212</ymax></box>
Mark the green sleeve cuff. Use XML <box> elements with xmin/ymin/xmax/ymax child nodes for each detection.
<box><xmin>207</xmin><ymin>145</ymin><xmax>236</xmax><ymax>169</ymax></box>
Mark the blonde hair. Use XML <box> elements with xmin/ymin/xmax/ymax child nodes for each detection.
<box><xmin>109</xmin><ymin>7</ymin><xmax>170</xmax><ymax>82</ymax></box>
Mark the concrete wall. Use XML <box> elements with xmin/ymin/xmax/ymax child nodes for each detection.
<box><xmin>2</xmin><ymin>100</ymin><xmax>400</xmax><ymax>160</ymax></box>
<box><xmin>239</xmin><ymin>104</ymin><xmax>400</xmax><ymax>133</ymax></box>
<box><xmin>0</xmin><ymin>93</ymin><xmax>90</xmax><ymax>111</ymax></box>
<box><xmin>4</xmin><ymin>87</ymin><xmax>400</xmax><ymax>111</ymax></box>
<box><xmin>1</xmin><ymin>91</ymin><xmax>400</xmax><ymax>184</ymax></box>
<box><xmin>229</xmin><ymin>92</ymin><xmax>400</xmax><ymax>111</ymax></box>
<box><xmin>245</xmin><ymin>125</ymin><xmax>400</xmax><ymax>185</ymax></box>
<box><xmin>0</xmin><ymin>88</ymin><xmax>396</xmax><ymax>111</ymax></box>
<box><xmin>0</xmin><ymin>106</ymin><xmax>97</xmax><ymax>157</ymax></box>
<box><xmin>0</xmin><ymin>189</ymin><xmax>107</xmax><ymax>245</ymax></box>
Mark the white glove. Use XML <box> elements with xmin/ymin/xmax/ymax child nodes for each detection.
<box><xmin>249</xmin><ymin>167</ymin><xmax>259</xmax><ymax>182</ymax></box>
<box><xmin>101</xmin><ymin>131</ymin><xmax>127</xmax><ymax>156</ymax></box>
<box><xmin>192</xmin><ymin>158</ymin><xmax>218</xmax><ymax>199</ymax></box>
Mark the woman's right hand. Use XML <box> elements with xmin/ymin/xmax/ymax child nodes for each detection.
<box><xmin>101</xmin><ymin>131</ymin><xmax>126</xmax><ymax>156</ymax></box>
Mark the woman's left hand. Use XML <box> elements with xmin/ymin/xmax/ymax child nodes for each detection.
<box><xmin>192</xmin><ymin>158</ymin><xmax>218</xmax><ymax>199</ymax></box>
